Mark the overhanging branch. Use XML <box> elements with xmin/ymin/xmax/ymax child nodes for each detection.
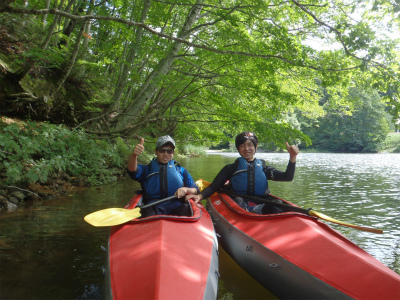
<box><xmin>2</xmin><ymin>6</ymin><xmax>372</xmax><ymax>72</ymax></box>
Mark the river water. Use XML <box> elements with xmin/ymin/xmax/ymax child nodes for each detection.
<box><xmin>0</xmin><ymin>153</ymin><xmax>399</xmax><ymax>299</ymax></box>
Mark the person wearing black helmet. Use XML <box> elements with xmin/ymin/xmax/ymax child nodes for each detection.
<box><xmin>185</xmin><ymin>131</ymin><xmax>299</xmax><ymax>214</ymax></box>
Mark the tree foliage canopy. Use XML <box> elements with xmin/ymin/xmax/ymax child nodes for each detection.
<box><xmin>0</xmin><ymin>0</ymin><xmax>399</xmax><ymax>147</ymax></box>
<box><xmin>297</xmin><ymin>87</ymin><xmax>391</xmax><ymax>152</ymax></box>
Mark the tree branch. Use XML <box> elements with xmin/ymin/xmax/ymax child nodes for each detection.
<box><xmin>2</xmin><ymin>6</ymin><xmax>371</xmax><ymax>72</ymax></box>
<box><xmin>290</xmin><ymin>0</ymin><xmax>386</xmax><ymax>69</ymax></box>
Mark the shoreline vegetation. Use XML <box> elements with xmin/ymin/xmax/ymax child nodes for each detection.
<box><xmin>1</xmin><ymin>117</ymin><xmax>400</xmax><ymax>212</ymax></box>
<box><xmin>1</xmin><ymin>0</ymin><xmax>399</xmax><ymax>212</ymax></box>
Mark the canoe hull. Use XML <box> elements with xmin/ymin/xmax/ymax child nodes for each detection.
<box><xmin>207</xmin><ymin>193</ymin><xmax>400</xmax><ymax>300</ymax></box>
<box><xmin>105</xmin><ymin>195</ymin><xmax>219</xmax><ymax>300</ymax></box>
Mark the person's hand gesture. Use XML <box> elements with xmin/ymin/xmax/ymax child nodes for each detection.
<box><xmin>133</xmin><ymin>138</ymin><xmax>144</xmax><ymax>157</ymax></box>
<box><xmin>285</xmin><ymin>142</ymin><xmax>299</xmax><ymax>162</ymax></box>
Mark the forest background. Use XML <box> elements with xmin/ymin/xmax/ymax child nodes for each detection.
<box><xmin>1</xmin><ymin>0</ymin><xmax>400</xmax><ymax>197</ymax></box>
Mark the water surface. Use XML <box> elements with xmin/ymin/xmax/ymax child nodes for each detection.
<box><xmin>0</xmin><ymin>153</ymin><xmax>399</xmax><ymax>299</ymax></box>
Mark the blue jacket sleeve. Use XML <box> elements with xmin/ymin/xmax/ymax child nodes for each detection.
<box><xmin>126</xmin><ymin>164</ymin><xmax>148</xmax><ymax>182</ymax></box>
<box><xmin>181</xmin><ymin>167</ymin><xmax>200</xmax><ymax>193</ymax></box>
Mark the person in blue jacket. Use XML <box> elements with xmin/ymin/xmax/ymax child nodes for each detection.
<box><xmin>127</xmin><ymin>135</ymin><xmax>199</xmax><ymax>217</ymax></box>
<box><xmin>185</xmin><ymin>131</ymin><xmax>299</xmax><ymax>214</ymax></box>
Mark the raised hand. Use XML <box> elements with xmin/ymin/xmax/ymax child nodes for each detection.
<box><xmin>285</xmin><ymin>142</ymin><xmax>299</xmax><ymax>162</ymax></box>
<box><xmin>133</xmin><ymin>137</ymin><xmax>144</xmax><ymax>157</ymax></box>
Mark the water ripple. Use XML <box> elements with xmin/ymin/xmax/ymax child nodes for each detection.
<box><xmin>219</xmin><ymin>152</ymin><xmax>400</xmax><ymax>274</ymax></box>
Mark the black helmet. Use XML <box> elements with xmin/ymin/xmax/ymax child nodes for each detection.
<box><xmin>235</xmin><ymin>131</ymin><xmax>258</xmax><ymax>149</ymax></box>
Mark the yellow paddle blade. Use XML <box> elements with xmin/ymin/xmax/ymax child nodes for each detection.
<box><xmin>196</xmin><ymin>179</ymin><xmax>220</xmax><ymax>196</ymax></box>
<box><xmin>84</xmin><ymin>208</ymin><xmax>141</xmax><ymax>227</ymax></box>
<box><xmin>196</xmin><ymin>179</ymin><xmax>210</xmax><ymax>192</ymax></box>
<box><xmin>309</xmin><ymin>210</ymin><xmax>383</xmax><ymax>234</ymax></box>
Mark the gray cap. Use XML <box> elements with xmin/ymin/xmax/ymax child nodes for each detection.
<box><xmin>156</xmin><ymin>135</ymin><xmax>175</xmax><ymax>149</ymax></box>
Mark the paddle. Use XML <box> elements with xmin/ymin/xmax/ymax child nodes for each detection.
<box><xmin>197</xmin><ymin>179</ymin><xmax>383</xmax><ymax>234</ymax></box>
<box><xmin>84</xmin><ymin>195</ymin><xmax>178</xmax><ymax>227</ymax></box>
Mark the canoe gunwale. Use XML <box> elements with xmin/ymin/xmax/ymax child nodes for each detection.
<box><xmin>123</xmin><ymin>194</ymin><xmax>202</xmax><ymax>224</ymax></box>
<box><xmin>217</xmin><ymin>192</ymin><xmax>319</xmax><ymax>221</ymax></box>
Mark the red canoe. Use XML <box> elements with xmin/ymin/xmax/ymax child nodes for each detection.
<box><xmin>104</xmin><ymin>195</ymin><xmax>219</xmax><ymax>300</ymax></box>
<box><xmin>206</xmin><ymin>192</ymin><xmax>400</xmax><ymax>299</ymax></box>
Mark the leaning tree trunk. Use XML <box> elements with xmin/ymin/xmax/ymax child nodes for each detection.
<box><xmin>109</xmin><ymin>0</ymin><xmax>152</xmax><ymax>112</ymax></box>
<box><xmin>80</xmin><ymin>0</ymin><xmax>94</xmax><ymax>52</ymax></box>
<box><xmin>14</xmin><ymin>0</ymin><xmax>66</xmax><ymax>81</ymax></box>
<box><xmin>41</xmin><ymin>0</ymin><xmax>51</xmax><ymax>28</ymax></box>
<box><xmin>109</xmin><ymin>0</ymin><xmax>204</xmax><ymax>135</ymax></box>
<box><xmin>62</xmin><ymin>0</ymin><xmax>78</xmax><ymax>35</ymax></box>
<box><xmin>53</xmin><ymin>0</ymin><xmax>96</xmax><ymax>95</ymax></box>
<box><xmin>52</xmin><ymin>21</ymin><xmax>85</xmax><ymax>95</ymax></box>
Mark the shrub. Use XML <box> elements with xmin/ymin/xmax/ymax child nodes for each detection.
<box><xmin>378</xmin><ymin>132</ymin><xmax>400</xmax><ymax>153</ymax></box>
<box><xmin>0</xmin><ymin>118</ymin><xmax>125</xmax><ymax>185</ymax></box>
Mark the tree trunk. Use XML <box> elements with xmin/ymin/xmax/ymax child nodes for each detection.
<box><xmin>59</xmin><ymin>0</ymin><xmax>83</xmax><ymax>49</ymax></box>
<box><xmin>109</xmin><ymin>0</ymin><xmax>152</xmax><ymax>111</ymax></box>
<box><xmin>81</xmin><ymin>0</ymin><xmax>94</xmax><ymax>52</ymax></box>
<box><xmin>9</xmin><ymin>0</ymin><xmax>66</xmax><ymax>82</ymax></box>
<box><xmin>62</xmin><ymin>0</ymin><xmax>78</xmax><ymax>34</ymax></box>
<box><xmin>41</xmin><ymin>0</ymin><xmax>51</xmax><ymax>28</ymax></box>
<box><xmin>52</xmin><ymin>22</ymin><xmax>85</xmax><ymax>95</ymax></box>
<box><xmin>110</xmin><ymin>0</ymin><xmax>204</xmax><ymax>134</ymax></box>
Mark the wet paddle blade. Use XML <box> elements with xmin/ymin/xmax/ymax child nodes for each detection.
<box><xmin>84</xmin><ymin>208</ymin><xmax>141</xmax><ymax>227</ymax></box>
<box><xmin>309</xmin><ymin>210</ymin><xmax>383</xmax><ymax>234</ymax></box>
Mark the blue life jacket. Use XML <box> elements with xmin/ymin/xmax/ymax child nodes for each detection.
<box><xmin>142</xmin><ymin>158</ymin><xmax>184</xmax><ymax>199</ymax></box>
<box><xmin>230</xmin><ymin>157</ymin><xmax>268</xmax><ymax>196</ymax></box>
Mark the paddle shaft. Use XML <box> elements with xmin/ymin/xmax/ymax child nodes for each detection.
<box><xmin>140</xmin><ymin>195</ymin><xmax>179</xmax><ymax>209</ymax></box>
<box><xmin>222</xmin><ymin>190</ymin><xmax>311</xmax><ymax>215</ymax></box>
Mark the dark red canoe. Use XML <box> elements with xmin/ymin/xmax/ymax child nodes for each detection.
<box><xmin>104</xmin><ymin>195</ymin><xmax>219</xmax><ymax>300</ymax></box>
<box><xmin>207</xmin><ymin>192</ymin><xmax>400</xmax><ymax>299</ymax></box>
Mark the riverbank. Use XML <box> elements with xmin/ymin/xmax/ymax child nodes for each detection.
<box><xmin>0</xmin><ymin>116</ymin><xmax>204</xmax><ymax>212</ymax></box>
<box><xmin>0</xmin><ymin>178</ymin><xmax>77</xmax><ymax>211</ymax></box>
<box><xmin>0</xmin><ymin>170</ymin><xmax>128</xmax><ymax>212</ymax></box>
<box><xmin>0</xmin><ymin>116</ymin><xmax>128</xmax><ymax>212</ymax></box>
<box><xmin>1</xmin><ymin>116</ymin><xmax>399</xmax><ymax>212</ymax></box>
